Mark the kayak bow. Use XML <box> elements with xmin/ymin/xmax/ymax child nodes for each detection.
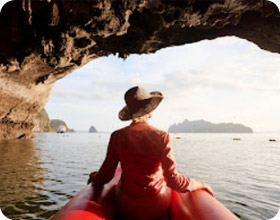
<box><xmin>51</xmin><ymin>167</ymin><xmax>239</xmax><ymax>220</ymax></box>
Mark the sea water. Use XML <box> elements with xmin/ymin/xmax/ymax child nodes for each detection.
<box><xmin>0</xmin><ymin>132</ymin><xmax>279</xmax><ymax>220</ymax></box>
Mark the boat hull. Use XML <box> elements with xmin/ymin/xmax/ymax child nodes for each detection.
<box><xmin>51</xmin><ymin>167</ymin><xmax>239</xmax><ymax>220</ymax></box>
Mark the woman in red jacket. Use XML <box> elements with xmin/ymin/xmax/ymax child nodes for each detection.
<box><xmin>89</xmin><ymin>86</ymin><xmax>213</xmax><ymax>219</ymax></box>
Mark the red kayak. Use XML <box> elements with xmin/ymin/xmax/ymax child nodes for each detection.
<box><xmin>51</xmin><ymin>167</ymin><xmax>239</xmax><ymax>220</ymax></box>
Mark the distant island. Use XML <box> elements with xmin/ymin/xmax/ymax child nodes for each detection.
<box><xmin>50</xmin><ymin>119</ymin><xmax>75</xmax><ymax>133</ymax></box>
<box><xmin>168</xmin><ymin>119</ymin><xmax>253</xmax><ymax>133</ymax></box>
<box><xmin>33</xmin><ymin>109</ymin><xmax>75</xmax><ymax>132</ymax></box>
<box><xmin>89</xmin><ymin>126</ymin><xmax>97</xmax><ymax>133</ymax></box>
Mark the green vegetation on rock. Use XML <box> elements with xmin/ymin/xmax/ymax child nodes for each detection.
<box><xmin>50</xmin><ymin>119</ymin><xmax>75</xmax><ymax>133</ymax></box>
<box><xmin>168</xmin><ymin>119</ymin><xmax>253</xmax><ymax>133</ymax></box>
<box><xmin>33</xmin><ymin>109</ymin><xmax>74</xmax><ymax>132</ymax></box>
<box><xmin>33</xmin><ymin>109</ymin><xmax>55</xmax><ymax>132</ymax></box>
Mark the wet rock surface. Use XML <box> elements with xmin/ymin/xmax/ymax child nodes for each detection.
<box><xmin>0</xmin><ymin>0</ymin><xmax>279</xmax><ymax>140</ymax></box>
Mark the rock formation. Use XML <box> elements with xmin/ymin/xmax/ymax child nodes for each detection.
<box><xmin>50</xmin><ymin>119</ymin><xmax>74</xmax><ymax>133</ymax></box>
<box><xmin>168</xmin><ymin>119</ymin><xmax>253</xmax><ymax>133</ymax></box>
<box><xmin>0</xmin><ymin>0</ymin><xmax>279</xmax><ymax>140</ymax></box>
<box><xmin>89</xmin><ymin>125</ymin><xmax>97</xmax><ymax>133</ymax></box>
<box><xmin>33</xmin><ymin>108</ymin><xmax>53</xmax><ymax>132</ymax></box>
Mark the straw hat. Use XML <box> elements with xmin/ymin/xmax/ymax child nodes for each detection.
<box><xmin>119</xmin><ymin>86</ymin><xmax>163</xmax><ymax>121</ymax></box>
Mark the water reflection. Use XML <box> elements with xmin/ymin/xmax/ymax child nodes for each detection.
<box><xmin>0</xmin><ymin>133</ymin><xmax>279</xmax><ymax>220</ymax></box>
<box><xmin>0</xmin><ymin>139</ymin><xmax>54</xmax><ymax>219</ymax></box>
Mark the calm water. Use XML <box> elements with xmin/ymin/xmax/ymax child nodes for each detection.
<box><xmin>0</xmin><ymin>132</ymin><xmax>279</xmax><ymax>220</ymax></box>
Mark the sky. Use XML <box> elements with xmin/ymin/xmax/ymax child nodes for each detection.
<box><xmin>43</xmin><ymin>36</ymin><xmax>280</xmax><ymax>133</ymax></box>
<box><xmin>1</xmin><ymin>0</ymin><xmax>280</xmax><ymax>133</ymax></box>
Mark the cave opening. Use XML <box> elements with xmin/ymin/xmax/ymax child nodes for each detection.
<box><xmin>44</xmin><ymin>36</ymin><xmax>280</xmax><ymax>134</ymax></box>
<box><xmin>0</xmin><ymin>0</ymin><xmax>280</xmax><ymax>140</ymax></box>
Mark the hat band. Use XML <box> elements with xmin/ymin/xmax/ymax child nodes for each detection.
<box><xmin>126</xmin><ymin>98</ymin><xmax>151</xmax><ymax>115</ymax></box>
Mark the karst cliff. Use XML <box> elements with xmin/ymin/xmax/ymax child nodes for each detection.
<box><xmin>0</xmin><ymin>0</ymin><xmax>279</xmax><ymax>140</ymax></box>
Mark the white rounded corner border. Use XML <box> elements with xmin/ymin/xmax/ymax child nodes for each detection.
<box><xmin>0</xmin><ymin>209</ymin><xmax>11</xmax><ymax>220</ymax></box>
<box><xmin>269</xmin><ymin>208</ymin><xmax>280</xmax><ymax>220</ymax></box>
<box><xmin>270</xmin><ymin>0</ymin><xmax>280</xmax><ymax>11</ymax></box>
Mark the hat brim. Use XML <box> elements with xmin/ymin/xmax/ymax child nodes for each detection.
<box><xmin>118</xmin><ymin>91</ymin><xmax>163</xmax><ymax>121</ymax></box>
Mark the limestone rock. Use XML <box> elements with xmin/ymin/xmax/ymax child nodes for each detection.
<box><xmin>89</xmin><ymin>126</ymin><xmax>97</xmax><ymax>133</ymax></box>
<box><xmin>0</xmin><ymin>0</ymin><xmax>279</xmax><ymax>139</ymax></box>
<box><xmin>168</xmin><ymin>119</ymin><xmax>253</xmax><ymax>133</ymax></box>
<box><xmin>33</xmin><ymin>108</ymin><xmax>53</xmax><ymax>132</ymax></box>
<box><xmin>50</xmin><ymin>119</ymin><xmax>74</xmax><ymax>133</ymax></box>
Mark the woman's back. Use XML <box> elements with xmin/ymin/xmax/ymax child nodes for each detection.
<box><xmin>90</xmin><ymin>86</ymin><xmax>213</xmax><ymax>219</ymax></box>
<box><xmin>113</xmin><ymin>121</ymin><xmax>168</xmax><ymax>197</ymax></box>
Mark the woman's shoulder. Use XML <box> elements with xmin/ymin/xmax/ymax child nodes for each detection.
<box><xmin>146</xmin><ymin>124</ymin><xmax>168</xmax><ymax>137</ymax></box>
<box><xmin>110</xmin><ymin>124</ymin><xmax>131</xmax><ymax>137</ymax></box>
<box><xmin>111</xmin><ymin>123</ymin><xmax>168</xmax><ymax>137</ymax></box>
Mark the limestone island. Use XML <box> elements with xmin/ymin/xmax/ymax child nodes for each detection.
<box><xmin>89</xmin><ymin>126</ymin><xmax>98</xmax><ymax>133</ymax></box>
<box><xmin>33</xmin><ymin>109</ymin><xmax>75</xmax><ymax>133</ymax></box>
<box><xmin>50</xmin><ymin>119</ymin><xmax>75</xmax><ymax>133</ymax></box>
<box><xmin>168</xmin><ymin>119</ymin><xmax>253</xmax><ymax>133</ymax></box>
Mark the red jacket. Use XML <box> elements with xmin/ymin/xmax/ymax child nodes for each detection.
<box><xmin>94</xmin><ymin>121</ymin><xmax>190</xmax><ymax>197</ymax></box>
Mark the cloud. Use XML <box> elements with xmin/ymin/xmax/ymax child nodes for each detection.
<box><xmin>46</xmin><ymin>36</ymin><xmax>280</xmax><ymax>132</ymax></box>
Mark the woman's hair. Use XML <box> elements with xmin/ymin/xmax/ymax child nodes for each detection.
<box><xmin>132</xmin><ymin>113</ymin><xmax>151</xmax><ymax>123</ymax></box>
